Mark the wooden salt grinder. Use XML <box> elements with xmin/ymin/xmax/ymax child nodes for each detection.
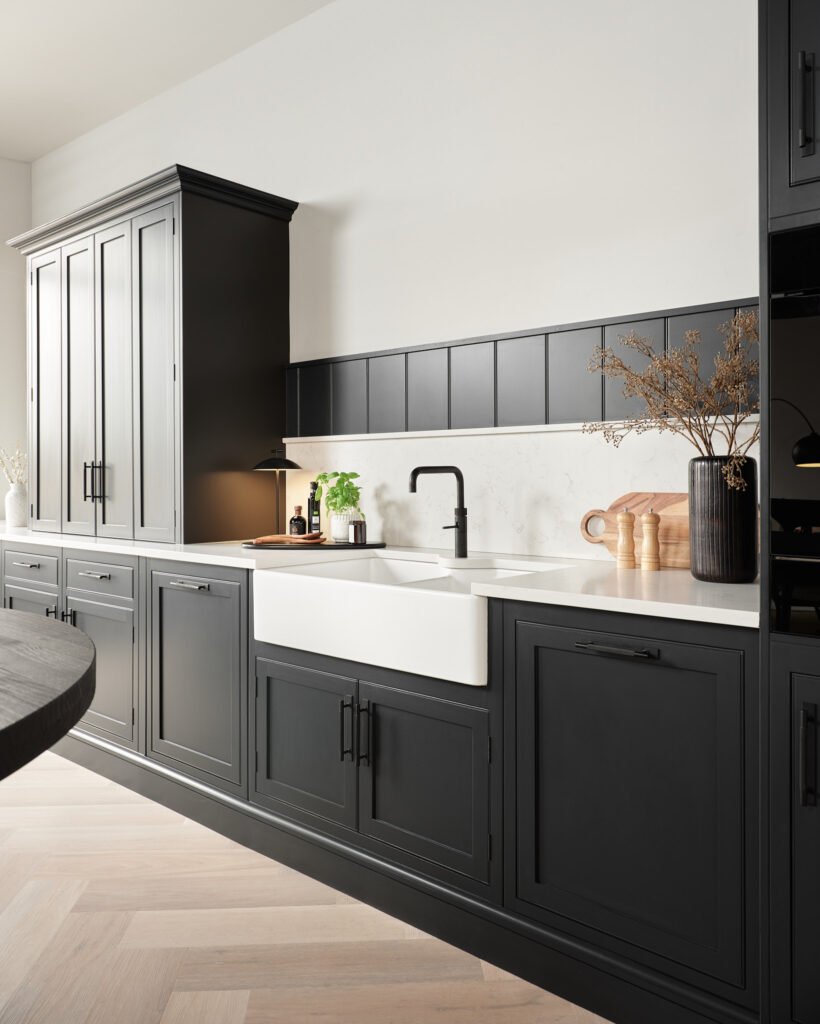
<box><xmin>616</xmin><ymin>508</ymin><xmax>635</xmax><ymax>568</ymax></box>
<box><xmin>641</xmin><ymin>509</ymin><xmax>661</xmax><ymax>571</ymax></box>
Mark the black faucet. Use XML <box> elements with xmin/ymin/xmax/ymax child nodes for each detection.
<box><xmin>409</xmin><ymin>466</ymin><xmax>468</xmax><ymax>558</ymax></box>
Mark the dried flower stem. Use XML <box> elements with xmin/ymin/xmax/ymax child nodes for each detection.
<box><xmin>0</xmin><ymin>444</ymin><xmax>27</xmax><ymax>487</ymax></box>
<box><xmin>583</xmin><ymin>310</ymin><xmax>760</xmax><ymax>489</ymax></box>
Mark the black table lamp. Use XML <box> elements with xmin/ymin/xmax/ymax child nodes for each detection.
<box><xmin>773</xmin><ymin>398</ymin><xmax>820</xmax><ymax>467</ymax></box>
<box><xmin>253</xmin><ymin>449</ymin><xmax>302</xmax><ymax>533</ymax></box>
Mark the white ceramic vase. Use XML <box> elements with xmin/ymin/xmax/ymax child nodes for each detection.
<box><xmin>5</xmin><ymin>483</ymin><xmax>27</xmax><ymax>528</ymax></box>
<box><xmin>330</xmin><ymin>512</ymin><xmax>351</xmax><ymax>542</ymax></box>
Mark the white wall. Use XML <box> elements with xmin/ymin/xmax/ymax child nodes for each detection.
<box><xmin>0</xmin><ymin>158</ymin><xmax>30</xmax><ymax>472</ymax></box>
<box><xmin>27</xmin><ymin>0</ymin><xmax>760</xmax><ymax>556</ymax></box>
<box><xmin>31</xmin><ymin>0</ymin><xmax>758</xmax><ymax>362</ymax></box>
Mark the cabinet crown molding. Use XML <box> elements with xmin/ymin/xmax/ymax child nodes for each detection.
<box><xmin>7</xmin><ymin>164</ymin><xmax>299</xmax><ymax>255</ymax></box>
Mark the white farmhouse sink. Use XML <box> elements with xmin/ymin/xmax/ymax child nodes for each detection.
<box><xmin>253</xmin><ymin>556</ymin><xmax>532</xmax><ymax>686</ymax></box>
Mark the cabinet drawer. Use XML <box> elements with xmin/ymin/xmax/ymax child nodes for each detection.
<box><xmin>3</xmin><ymin>549</ymin><xmax>58</xmax><ymax>587</ymax></box>
<box><xmin>66</xmin><ymin>558</ymin><xmax>133</xmax><ymax>600</ymax></box>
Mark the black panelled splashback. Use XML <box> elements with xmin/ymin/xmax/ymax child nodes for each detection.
<box><xmin>286</xmin><ymin>297</ymin><xmax>759</xmax><ymax>438</ymax></box>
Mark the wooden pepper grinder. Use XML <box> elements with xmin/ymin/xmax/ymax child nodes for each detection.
<box><xmin>616</xmin><ymin>508</ymin><xmax>635</xmax><ymax>568</ymax></box>
<box><xmin>641</xmin><ymin>508</ymin><xmax>660</xmax><ymax>571</ymax></box>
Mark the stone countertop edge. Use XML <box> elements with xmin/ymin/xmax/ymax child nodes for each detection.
<box><xmin>0</xmin><ymin>525</ymin><xmax>759</xmax><ymax>628</ymax></box>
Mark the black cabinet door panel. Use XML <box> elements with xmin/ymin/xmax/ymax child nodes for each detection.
<box><xmin>69</xmin><ymin>595</ymin><xmax>136</xmax><ymax>747</ymax></box>
<box><xmin>514</xmin><ymin>621</ymin><xmax>745</xmax><ymax>986</ymax></box>
<box><xmin>4</xmin><ymin>584</ymin><xmax>58</xmax><ymax>618</ymax></box>
<box><xmin>149</xmin><ymin>569</ymin><xmax>244</xmax><ymax>792</ymax></box>
<box><xmin>368</xmin><ymin>354</ymin><xmax>406</xmax><ymax>433</ymax></box>
<box><xmin>771</xmin><ymin>640</ymin><xmax>820</xmax><ymax>1024</ymax></box>
<box><xmin>253</xmin><ymin>659</ymin><xmax>357</xmax><ymax>828</ymax></box>
<box><xmin>297</xmin><ymin>363</ymin><xmax>331</xmax><ymax>437</ymax></box>
<box><xmin>332</xmin><ymin>360</ymin><xmax>367</xmax><ymax>436</ymax></box>
<box><xmin>496</xmin><ymin>335</ymin><xmax>545</xmax><ymax>427</ymax></box>
<box><xmin>547</xmin><ymin>327</ymin><xmax>602</xmax><ymax>424</ymax></box>
<box><xmin>603</xmin><ymin>319</ymin><xmax>664</xmax><ymax>421</ymax></box>
<box><xmin>449</xmin><ymin>343</ymin><xmax>495</xmax><ymax>429</ymax></box>
<box><xmin>407</xmin><ymin>348</ymin><xmax>448</xmax><ymax>431</ymax></box>
<box><xmin>358</xmin><ymin>681</ymin><xmax>490</xmax><ymax>882</ymax></box>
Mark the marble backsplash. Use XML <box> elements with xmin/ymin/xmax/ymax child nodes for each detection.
<box><xmin>284</xmin><ymin>422</ymin><xmax>760</xmax><ymax>561</ymax></box>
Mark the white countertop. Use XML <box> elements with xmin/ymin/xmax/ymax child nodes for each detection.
<box><xmin>0</xmin><ymin>525</ymin><xmax>759</xmax><ymax>628</ymax></box>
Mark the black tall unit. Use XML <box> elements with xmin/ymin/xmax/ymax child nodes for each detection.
<box><xmin>764</xmin><ymin>3</ymin><xmax>820</xmax><ymax>1022</ymax></box>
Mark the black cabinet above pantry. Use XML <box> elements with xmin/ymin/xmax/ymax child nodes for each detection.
<box><xmin>286</xmin><ymin>297</ymin><xmax>758</xmax><ymax>439</ymax></box>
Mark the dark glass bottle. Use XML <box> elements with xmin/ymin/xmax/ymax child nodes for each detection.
<box><xmin>289</xmin><ymin>505</ymin><xmax>307</xmax><ymax>536</ymax></box>
<box><xmin>307</xmin><ymin>482</ymin><xmax>321</xmax><ymax>534</ymax></box>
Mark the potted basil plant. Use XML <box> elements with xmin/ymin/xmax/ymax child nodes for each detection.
<box><xmin>315</xmin><ymin>471</ymin><xmax>365</xmax><ymax>542</ymax></box>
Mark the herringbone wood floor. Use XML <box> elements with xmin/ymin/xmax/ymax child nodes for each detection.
<box><xmin>0</xmin><ymin>752</ymin><xmax>612</xmax><ymax>1024</ymax></box>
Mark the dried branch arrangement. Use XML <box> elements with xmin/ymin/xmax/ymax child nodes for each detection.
<box><xmin>0</xmin><ymin>444</ymin><xmax>27</xmax><ymax>487</ymax></box>
<box><xmin>583</xmin><ymin>309</ymin><xmax>760</xmax><ymax>489</ymax></box>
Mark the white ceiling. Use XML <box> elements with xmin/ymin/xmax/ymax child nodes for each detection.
<box><xmin>0</xmin><ymin>0</ymin><xmax>334</xmax><ymax>162</ymax></box>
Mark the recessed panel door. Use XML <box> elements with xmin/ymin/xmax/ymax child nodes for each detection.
<box><xmin>61</xmin><ymin>236</ymin><xmax>96</xmax><ymax>535</ymax></box>
<box><xmin>69</xmin><ymin>595</ymin><xmax>136</xmax><ymax>747</ymax></box>
<box><xmin>29</xmin><ymin>250</ymin><xmax>62</xmax><ymax>532</ymax></box>
<box><xmin>357</xmin><ymin>680</ymin><xmax>490</xmax><ymax>883</ymax></box>
<box><xmin>132</xmin><ymin>206</ymin><xmax>175</xmax><ymax>543</ymax></box>
<box><xmin>95</xmin><ymin>221</ymin><xmax>133</xmax><ymax>539</ymax></box>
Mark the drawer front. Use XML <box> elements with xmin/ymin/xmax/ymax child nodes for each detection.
<box><xmin>3</xmin><ymin>549</ymin><xmax>59</xmax><ymax>587</ymax></box>
<box><xmin>66</xmin><ymin>558</ymin><xmax>134</xmax><ymax>600</ymax></box>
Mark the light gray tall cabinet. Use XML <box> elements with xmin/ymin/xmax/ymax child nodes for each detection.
<box><xmin>12</xmin><ymin>166</ymin><xmax>298</xmax><ymax>544</ymax></box>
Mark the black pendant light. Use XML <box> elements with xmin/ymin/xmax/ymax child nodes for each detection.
<box><xmin>773</xmin><ymin>398</ymin><xmax>820</xmax><ymax>468</ymax></box>
<box><xmin>253</xmin><ymin>449</ymin><xmax>302</xmax><ymax>533</ymax></box>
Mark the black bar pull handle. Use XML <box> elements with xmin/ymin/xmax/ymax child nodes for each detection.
<box><xmin>575</xmin><ymin>641</ymin><xmax>657</xmax><ymax>660</ymax></box>
<box><xmin>45</xmin><ymin>606</ymin><xmax>57</xmax><ymax>618</ymax></box>
<box><xmin>800</xmin><ymin>703</ymin><xmax>817</xmax><ymax>808</ymax></box>
<box><xmin>94</xmin><ymin>462</ymin><xmax>104</xmax><ymax>503</ymax></box>
<box><xmin>357</xmin><ymin>700</ymin><xmax>370</xmax><ymax>766</ymax></box>
<box><xmin>798</xmin><ymin>50</ymin><xmax>815</xmax><ymax>155</ymax></box>
<box><xmin>61</xmin><ymin>609</ymin><xmax>77</xmax><ymax>626</ymax></box>
<box><xmin>83</xmin><ymin>462</ymin><xmax>92</xmax><ymax>502</ymax></box>
<box><xmin>339</xmin><ymin>696</ymin><xmax>354</xmax><ymax>762</ymax></box>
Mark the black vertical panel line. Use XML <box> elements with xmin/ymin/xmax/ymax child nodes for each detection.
<box><xmin>493</xmin><ymin>341</ymin><xmax>499</xmax><ymax>428</ymax></box>
<box><xmin>544</xmin><ymin>335</ymin><xmax>550</xmax><ymax>425</ymax></box>
<box><xmin>447</xmin><ymin>347</ymin><xmax>452</xmax><ymax>431</ymax></box>
<box><xmin>404</xmin><ymin>353</ymin><xmax>409</xmax><ymax>433</ymax></box>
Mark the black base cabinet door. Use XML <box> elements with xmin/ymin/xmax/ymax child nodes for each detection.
<box><xmin>511</xmin><ymin>620</ymin><xmax>747</xmax><ymax>993</ymax></box>
<box><xmin>253</xmin><ymin>658</ymin><xmax>357</xmax><ymax>828</ymax></box>
<box><xmin>148</xmin><ymin>564</ymin><xmax>246</xmax><ymax>796</ymax></box>
<box><xmin>771</xmin><ymin>639</ymin><xmax>820</xmax><ymax>1024</ymax></box>
<box><xmin>69</xmin><ymin>595</ymin><xmax>136</xmax><ymax>748</ymax></box>
<box><xmin>358</xmin><ymin>681</ymin><xmax>490</xmax><ymax>884</ymax></box>
<box><xmin>3</xmin><ymin>583</ymin><xmax>58</xmax><ymax>618</ymax></box>
<box><xmin>769</xmin><ymin>0</ymin><xmax>820</xmax><ymax>219</ymax></box>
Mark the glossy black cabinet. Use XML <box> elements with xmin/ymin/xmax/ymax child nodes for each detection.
<box><xmin>770</xmin><ymin>638</ymin><xmax>820</xmax><ymax>1023</ymax></box>
<box><xmin>768</xmin><ymin>0</ymin><xmax>820</xmax><ymax>219</ymax></box>
<box><xmin>254</xmin><ymin>658</ymin><xmax>357</xmax><ymax>828</ymax></box>
<box><xmin>11</xmin><ymin>166</ymin><xmax>298</xmax><ymax>543</ymax></box>
<box><xmin>253</xmin><ymin>650</ymin><xmax>493</xmax><ymax>889</ymax></box>
<box><xmin>148</xmin><ymin>561</ymin><xmax>247</xmax><ymax>796</ymax></box>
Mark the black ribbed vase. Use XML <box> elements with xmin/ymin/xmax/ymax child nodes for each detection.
<box><xmin>689</xmin><ymin>457</ymin><xmax>758</xmax><ymax>583</ymax></box>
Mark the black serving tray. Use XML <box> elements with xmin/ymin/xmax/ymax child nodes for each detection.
<box><xmin>242</xmin><ymin>541</ymin><xmax>386</xmax><ymax>550</ymax></box>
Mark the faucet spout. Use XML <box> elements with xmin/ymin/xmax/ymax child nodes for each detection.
<box><xmin>408</xmin><ymin>466</ymin><xmax>468</xmax><ymax>558</ymax></box>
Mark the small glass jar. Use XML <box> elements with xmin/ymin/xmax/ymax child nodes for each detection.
<box><xmin>348</xmin><ymin>520</ymin><xmax>367</xmax><ymax>545</ymax></box>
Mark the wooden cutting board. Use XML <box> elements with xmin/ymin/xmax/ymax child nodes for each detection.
<box><xmin>580</xmin><ymin>492</ymin><xmax>690</xmax><ymax>568</ymax></box>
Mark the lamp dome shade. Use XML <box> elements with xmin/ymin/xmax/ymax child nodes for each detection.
<box><xmin>253</xmin><ymin>449</ymin><xmax>301</xmax><ymax>471</ymax></box>
<box><xmin>793</xmin><ymin>432</ymin><xmax>820</xmax><ymax>468</ymax></box>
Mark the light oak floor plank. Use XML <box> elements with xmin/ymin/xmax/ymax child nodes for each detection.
<box><xmin>0</xmin><ymin>753</ymin><xmax>612</xmax><ymax>1024</ymax></box>
<box><xmin>159</xmin><ymin>990</ymin><xmax>251</xmax><ymax>1024</ymax></box>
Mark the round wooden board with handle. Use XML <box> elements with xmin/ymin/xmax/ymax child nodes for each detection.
<box><xmin>580</xmin><ymin>492</ymin><xmax>690</xmax><ymax>569</ymax></box>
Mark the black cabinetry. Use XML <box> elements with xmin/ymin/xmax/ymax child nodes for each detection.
<box><xmin>253</xmin><ymin>651</ymin><xmax>493</xmax><ymax>890</ymax></box>
<box><xmin>768</xmin><ymin>0</ymin><xmax>820</xmax><ymax>219</ymax></box>
<box><xmin>770</xmin><ymin>638</ymin><xmax>820</xmax><ymax>1024</ymax></box>
<box><xmin>148</xmin><ymin>561</ymin><xmax>247</xmax><ymax>796</ymax></box>
<box><xmin>11</xmin><ymin>166</ymin><xmax>298</xmax><ymax>543</ymax></box>
<box><xmin>502</xmin><ymin>603</ymin><xmax>760</xmax><ymax>1018</ymax></box>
